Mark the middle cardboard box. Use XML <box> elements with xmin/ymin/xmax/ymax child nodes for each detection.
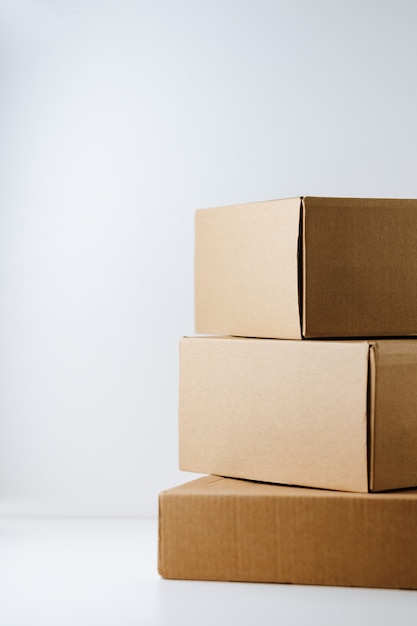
<box><xmin>179</xmin><ymin>336</ymin><xmax>417</xmax><ymax>493</ymax></box>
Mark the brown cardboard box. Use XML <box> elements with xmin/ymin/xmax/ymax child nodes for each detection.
<box><xmin>195</xmin><ymin>196</ymin><xmax>417</xmax><ymax>339</ymax></box>
<box><xmin>158</xmin><ymin>476</ymin><xmax>417</xmax><ymax>589</ymax></box>
<box><xmin>179</xmin><ymin>336</ymin><xmax>417</xmax><ymax>493</ymax></box>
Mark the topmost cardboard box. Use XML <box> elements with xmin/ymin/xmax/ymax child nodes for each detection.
<box><xmin>195</xmin><ymin>196</ymin><xmax>417</xmax><ymax>339</ymax></box>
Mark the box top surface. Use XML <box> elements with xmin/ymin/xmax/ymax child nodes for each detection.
<box><xmin>183</xmin><ymin>335</ymin><xmax>417</xmax><ymax>348</ymax></box>
<box><xmin>162</xmin><ymin>475</ymin><xmax>417</xmax><ymax>500</ymax></box>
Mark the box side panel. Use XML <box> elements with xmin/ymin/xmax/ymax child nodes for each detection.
<box><xmin>371</xmin><ymin>341</ymin><xmax>417</xmax><ymax>491</ymax></box>
<box><xmin>158</xmin><ymin>478</ymin><xmax>417</xmax><ymax>589</ymax></box>
<box><xmin>179</xmin><ymin>337</ymin><xmax>369</xmax><ymax>492</ymax></box>
<box><xmin>303</xmin><ymin>197</ymin><xmax>417</xmax><ymax>338</ymax></box>
<box><xmin>195</xmin><ymin>198</ymin><xmax>302</xmax><ymax>339</ymax></box>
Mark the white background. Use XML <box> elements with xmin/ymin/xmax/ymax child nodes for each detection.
<box><xmin>1</xmin><ymin>0</ymin><xmax>417</xmax><ymax>518</ymax></box>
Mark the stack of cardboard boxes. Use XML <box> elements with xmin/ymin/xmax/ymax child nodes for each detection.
<box><xmin>158</xmin><ymin>196</ymin><xmax>417</xmax><ymax>589</ymax></box>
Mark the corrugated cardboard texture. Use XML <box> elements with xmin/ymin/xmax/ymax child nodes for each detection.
<box><xmin>370</xmin><ymin>341</ymin><xmax>417</xmax><ymax>491</ymax></box>
<box><xmin>159</xmin><ymin>476</ymin><xmax>417</xmax><ymax>589</ymax></box>
<box><xmin>179</xmin><ymin>336</ymin><xmax>369</xmax><ymax>493</ymax></box>
<box><xmin>195</xmin><ymin>196</ymin><xmax>417</xmax><ymax>339</ymax></box>
<box><xmin>303</xmin><ymin>197</ymin><xmax>417</xmax><ymax>338</ymax></box>
<box><xmin>195</xmin><ymin>197</ymin><xmax>302</xmax><ymax>339</ymax></box>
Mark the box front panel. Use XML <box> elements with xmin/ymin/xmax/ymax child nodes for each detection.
<box><xmin>159</xmin><ymin>477</ymin><xmax>417</xmax><ymax>589</ymax></box>
<box><xmin>303</xmin><ymin>197</ymin><xmax>417</xmax><ymax>338</ymax></box>
<box><xmin>179</xmin><ymin>337</ymin><xmax>369</xmax><ymax>492</ymax></box>
<box><xmin>195</xmin><ymin>198</ymin><xmax>302</xmax><ymax>340</ymax></box>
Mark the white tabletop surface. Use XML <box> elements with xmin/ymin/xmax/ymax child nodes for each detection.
<box><xmin>0</xmin><ymin>517</ymin><xmax>416</xmax><ymax>626</ymax></box>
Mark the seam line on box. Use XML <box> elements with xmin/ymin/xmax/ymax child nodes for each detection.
<box><xmin>298</xmin><ymin>197</ymin><xmax>305</xmax><ymax>338</ymax></box>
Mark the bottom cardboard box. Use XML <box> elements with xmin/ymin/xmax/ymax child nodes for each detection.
<box><xmin>158</xmin><ymin>476</ymin><xmax>417</xmax><ymax>589</ymax></box>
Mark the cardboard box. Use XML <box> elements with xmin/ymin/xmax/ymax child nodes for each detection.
<box><xmin>195</xmin><ymin>196</ymin><xmax>417</xmax><ymax>339</ymax></box>
<box><xmin>158</xmin><ymin>476</ymin><xmax>417</xmax><ymax>589</ymax></box>
<box><xmin>179</xmin><ymin>336</ymin><xmax>417</xmax><ymax>493</ymax></box>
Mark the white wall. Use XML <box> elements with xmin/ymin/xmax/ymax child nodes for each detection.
<box><xmin>1</xmin><ymin>0</ymin><xmax>417</xmax><ymax>516</ymax></box>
